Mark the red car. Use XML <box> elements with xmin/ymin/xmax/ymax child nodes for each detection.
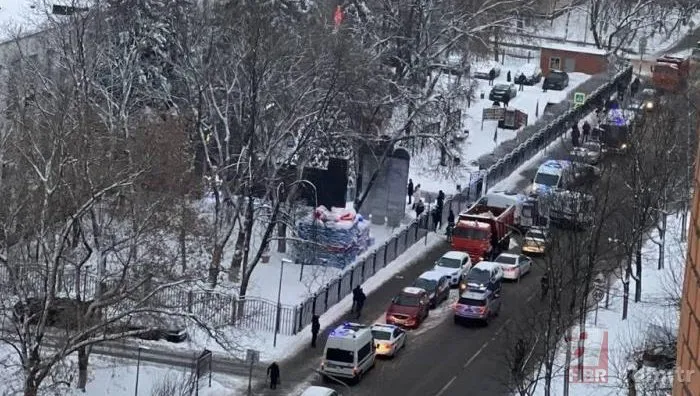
<box><xmin>385</xmin><ymin>287</ymin><xmax>430</xmax><ymax>328</ymax></box>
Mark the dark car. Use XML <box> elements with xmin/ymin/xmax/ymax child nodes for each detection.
<box><xmin>412</xmin><ymin>271</ymin><xmax>450</xmax><ymax>308</ymax></box>
<box><xmin>385</xmin><ymin>287</ymin><xmax>430</xmax><ymax>328</ymax></box>
<box><xmin>543</xmin><ymin>70</ymin><xmax>569</xmax><ymax>90</ymax></box>
<box><xmin>489</xmin><ymin>83</ymin><xmax>517</xmax><ymax>102</ymax></box>
<box><xmin>13</xmin><ymin>297</ymin><xmax>96</xmax><ymax>329</ymax></box>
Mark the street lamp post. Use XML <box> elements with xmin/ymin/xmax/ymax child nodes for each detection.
<box><xmin>274</xmin><ymin>258</ymin><xmax>293</xmax><ymax>347</ymax></box>
<box><xmin>134</xmin><ymin>345</ymin><xmax>150</xmax><ymax>396</ymax></box>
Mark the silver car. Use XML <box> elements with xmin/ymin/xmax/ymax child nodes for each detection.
<box><xmin>570</xmin><ymin>141</ymin><xmax>602</xmax><ymax>165</ymax></box>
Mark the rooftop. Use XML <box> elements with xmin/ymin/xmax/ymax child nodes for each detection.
<box><xmin>460</xmin><ymin>290</ymin><xmax>487</xmax><ymax>300</ymax></box>
<box><xmin>442</xmin><ymin>251</ymin><xmax>469</xmax><ymax>260</ymax></box>
<box><xmin>329</xmin><ymin>322</ymin><xmax>368</xmax><ymax>338</ymax></box>
<box><xmin>417</xmin><ymin>270</ymin><xmax>446</xmax><ymax>282</ymax></box>
<box><xmin>496</xmin><ymin>253</ymin><xmax>518</xmax><ymax>258</ymax></box>
<box><xmin>473</xmin><ymin>261</ymin><xmax>501</xmax><ymax>270</ymax></box>
<box><xmin>541</xmin><ymin>42</ymin><xmax>609</xmax><ymax>56</ymax></box>
<box><xmin>401</xmin><ymin>286</ymin><xmax>426</xmax><ymax>295</ymax></box>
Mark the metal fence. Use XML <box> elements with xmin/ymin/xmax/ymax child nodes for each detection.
<box><xmin>286</xmin><ymin>65</ymin><xmax>634</xmax><ymax>335</ymax></box>
<box><xmin>0</xmin><ymin>66</ymin><xmax>633</xmax><ymax>337</ymax></box>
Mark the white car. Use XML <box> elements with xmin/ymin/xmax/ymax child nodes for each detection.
<box><xmin>493</xmin><ymin>253</ymin><xmax>533</xmax><ymax>280</ymax></box>
<box><xmin>300</xmin><ymin>386</ymin><xmax>340</xmax><ymax>396</ymax></box>
<box><xmin>433</xmin><ymin>251</ymin><xmax>472</xmax><ymax>286</ymax></box>
<box><xmin>370</xmin><ymin>324</ymin><xmax>407</xmax><ymax>357</ymax></box>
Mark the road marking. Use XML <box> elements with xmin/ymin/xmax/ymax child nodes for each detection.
<box><xmin>435</xmin><ymin>375</ymin><xmax>457</xmax><ymax>396</ymax></box>
<box><xmin>526</xmin><ymin>293</ymin><xmax>535</xmax><ymax>303</ymax></box>
<box><xmin>494</xmin><ymin>318</ymin><xmax>513</xmax><ymax>337</ymax></box>
<box><xmin>463</xmin><ymin>341</ymin><xmax>489</xmax><ymax>368</ymax></box>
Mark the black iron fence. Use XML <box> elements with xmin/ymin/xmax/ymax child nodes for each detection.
<box><xmin>0</xmin><ymin>66</ymin><xmax>633</xmax><ymax>337</ymax></box>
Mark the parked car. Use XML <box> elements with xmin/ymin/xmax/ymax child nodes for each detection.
<box><xmin>489</xmin><ymin>83</ymin><xmax>517</xmax><ymax>102</ymax></box>
<box><xmin>412</xmin><ymin>270</ymin><xmax>451</xmax><ymax>308</ymax></box>
<box><xmin>301</xmin><ymin>386</ymin><xmax>339</xmax><ymax>396</ymax></box>
<box><xmin>453</xmin><ymin>289</ymin><xmax>502</xmax><ymax>325</ymax></box>
<box><xmin>570</xmin><ymin>141</ymin><xmax>602</xmax><ymax>165</ymax></box>
<box><xmin>385</xmin><ymin>287</ymin><xmax>430</xmax><ymax>328</ymax></box>
<box><xmin>543</xmin><ymin>70</ymin><xmax>569</xmax><ymax>90</ymax></box>
<box><xmin>432</xmin><ymin>251</ymin><xmax>472</xmax><ymax>287</ymax></box>
<box><xmin>321</xmin><ymin>323</ymin><xmax>375</xmax><ymax>383</ymax></box>
<box><xmin>493</xmin><ymin>253</ymin><xmax>533</xmax><ymax>281</ymax></box>
<box><xmin>514</xmin><ymin>63</ymin><xmax>542</xmax><ymax>85</ymax></box>
<box><xmin>13</xmin><ymin>297</ymin><xmax>95</xmax><ymax>329</ymax></box>
<box><xmin>460</xmin><ymin>261</ymin><xmax>503</xmax><ymax>293</ymax></box>
<box><xmin>522</xmin><ymin>227</ymin><xmax>549</xmax><ymax>255</ymax></box>
<box><xmin>370</xmin><ymin>323</ymin><xmax>407</xmax><ymax>358</ymax></box>
<box><xmin>472</xmin><ymin>60</ymin><xmax>501</xmax><ymax>79</ymax></box>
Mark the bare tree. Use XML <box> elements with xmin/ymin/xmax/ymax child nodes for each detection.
<box><xmin>586</xmin><ymin>0</ymin><xmax>699</xmax><ymax>53</ymax></box>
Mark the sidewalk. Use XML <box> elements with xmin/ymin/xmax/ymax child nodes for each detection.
<box><xmin>251</xmin><ymin>233</ymin><xmax>451</xmax><ymax>395</ymax></box>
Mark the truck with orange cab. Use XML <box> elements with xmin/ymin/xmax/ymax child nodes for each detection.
<box><xmin>451</xmin><ymin>198</ymin><xmax>514</xmax><ymax>263</ymax></box>
<box><xmin>651</xmin><ymin>55</ymin><xmax>690</xmax><ymax>93</ymax></box>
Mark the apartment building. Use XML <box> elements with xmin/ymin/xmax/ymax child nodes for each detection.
<box><xmin>674</xmin><ymin>139</ymin><xmax>700</xmax><ymax>395</ymax></box>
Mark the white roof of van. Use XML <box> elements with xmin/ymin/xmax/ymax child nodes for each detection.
<box><xmin>300</xmin><ymin>386</ymin><xmax>336</xmax><ymax>396</ymax></box>
<box><xmin>329</xmin><ymin>322</ymin><xmax>369</xmax><ymax>339</ymax></box>
<box><xmin>537</xmin><ymin>160</ymin><xmax>570</xmax><ymax>175</ymax></box>
<box><xmin>442</xmin><ymin>251</ymin><xmax>469</xmax><ymax>260</ymax></box>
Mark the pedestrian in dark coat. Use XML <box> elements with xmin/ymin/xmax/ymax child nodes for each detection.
<box><xmin>311</xmin><ymin>315</ymin><xmax>320</xmax><ymax>348</ymax></box>
<box><xmin>540</xmin><ymin>273</ymin><xmax>549</xmax><ymax>301</ymax></box>
<box><xmin>506</xmin><ymin>70</ymin><xmax>511</xmax><ymax>82</ymax></box>
<box><xmin>356</xmin><ymin>288</ymin><xmax>366</xmax><ymax>319</ymax></box>
<box><xmin>407</xmin><ymin>179</ymin><xmax>414</xmax><ymax>205</ymax></box>
<box><xmin>267</xmin><ymin>362</ymin><xmax>280</xmax><ymax>389</ymax></box>
<box><xmin>432</xmin><ymin>207</ymin><xmax>441</xmax><ymax>230</ymax></box>
<box><xmin>415</xmin><ymin>199</ymin><xmax>425</xmax><ymax>217</ymax></box>
<box><xmin>630</xmin><ymin>77</ymin><xmax>641</xmax><ymax>97</ymax></box>
<box><xmin>571</xmin><ymin>125</ymin><xmax>580</xmax><ymax>147</ymax></box>
<box><xmin>488</xmin><ymin>68</ymin><xmax>496</xmax><ymax>86</ymax></box>
<box><xmin>351</xmin><ymin>285</ymin><xmax>361</xmax><ymax>313</ymax></box>
<box><xmin>447</xmin><ymin>209</ymin><xmax>455</xmax><ymax>226</ymax></box>
<box><xmin>437</xmin><ymin>190</ymin><xmax>445</xmax><ymax>210</ymax></box>
<box><xmin>582</xmin><ymin>121</ymin><xmax>591</xmax><ymax>142</ymax></box>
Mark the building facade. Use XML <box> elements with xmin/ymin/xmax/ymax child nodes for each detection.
<box><xmin>674</xmin><ymin>141</ymin><xmax>700</xmax><ymax>395</ymax></box>
<box><xmin>539</xmin><ymin>45</ymin><xmax>609</xmax><ymax>75</ymax></box>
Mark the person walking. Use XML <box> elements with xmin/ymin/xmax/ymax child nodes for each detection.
<box><xmin>311</xmin><ymin>315</ymin><xmax>320</xmax><ymax>348</ymax></box>
<box><xmin>432</xmin><ymin>207</ymin><xmax>441</xmax><ymax>230</ymax></box>
<box><xmin>488</xmin><ymin>68</ymin><xmax>496</xmax><ymax>86</ymax></box>
<box><xmin>446</xmin><ymin>209</ymin><xmax>455</xmax><ymax>242</ymax></box>
<box><xmin>415</xmin><ymin>199</ymin><xmax>425</xmax><ymax>217</ymax></box>
<box><xmin>407</xmin><ymin>179</ymin><xmax>414</xmax><ymax>205</ymax></box>
<box><xmin>582</xmin><ymin>121</ymin><xmax>591</xmax><ymax>143</ymax></box>
<box><xmin>437</xmin><ymin>190</ymin><xmax>445</xmax><ymax>210</ymax></box>
<box><xmin>351</xmin><ymin>285</ymin><xmax>361</xmax><ymax>313</ymax></box>
<box><xmin>540</xmin><ymin>272</ymin><xmax>549</xmax><ymax>301</ymax></box>
<box><xmin>267</xmin><ymin>362</ymin><xmax>280</xmax><ymax>389</ymax></box>
<box><xmin>571</xmin><ymin>124</ymin><xmax>580</xmax><ymax>147</ymax></box>
<box><xmin>356</xmin><ymin>288</ymin><xmax>366</xmax><ymax>319</ymax></box>
<box><xmin>506</xmin><ymin>70</ymin><xmax>511</xmax><ymax>82</ymax></box>
<box><xmin>412</xmin><ymin>184</ymin><xmax>421</xmax><ymax>208</ymax></box>
<box><xmin>630</xmin><ymin>77</ymin><xmax>641</xmax><ymax>97</ymax></box>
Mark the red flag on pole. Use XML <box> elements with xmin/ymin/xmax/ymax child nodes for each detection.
<box><xmin>333</xmin><ymin>5</ymin><xmax>343</xmax><ymax>28</ymax></box>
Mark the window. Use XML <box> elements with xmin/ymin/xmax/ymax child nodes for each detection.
<box><xmin>452</xmin><ymin>227</ymin><xmax>489</xmax><ymax>240</ymax></box>
<box><xmin>392</xmin><ymin>328</ymin><xmax>403</xmax><ymax>338</ymax></box>
<box><xmin>467</xmin><ymin>268</ymin><xmax>491</xmax><ymax>283</ymax></box>
<box><xmin>436</xmin><ymin>257</ymin><xmax>461</xmax><ymax>269</ymax></box>
<box><xmin>458</xmin><ymin>297</ymin><xmax>486</xmax><ymax>306</ymax></box>
<box><xmin>357</xmin><ymin>342</ymin><xmax>371</xmax><ymax>362</ymax></box>
<box><xmin>393</xmin><ymin>294</ymin><xmax>421</xmax><ymax>307</ymax></box>
<box><xmin>413</xmin><ymin>278</ymin><xmax>437</xmax><ymax>292</ymax></box>
<box><xmin>371</xmin><ymin>330</ymin><xmax>391</xmax><ymax>340</ymax></box>
<box><xmin>549</xmin><ymin>57</ymin><xmax>561</xmax><ymax>70</ymax></box>
<box><xmin>325</xmin><ymin>348</ymin><xmax>354</xmax><ymax>363</ymax></box>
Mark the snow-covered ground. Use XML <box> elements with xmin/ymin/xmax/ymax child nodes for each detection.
<box><xmin>526</xmin><ymin>213</ymin><xmax>687</xmax><ymax>396</ymax></box>
<box><xmin>0</xmin><ymin>346</ymin><xmax>241</xmax><ymax>396</ymax></box>
<box><xmin>520</xmin><ymin>6</ymin><xmax>700</xmax><ymax>57</ymax></box>
<box><xmin>146</xmin><ymin>233</ymin><xmax>444</xmax><ymax>364</ymax></box>
<box><xmin>410</xmin><ymin>66</ymin><xmax>590</xmax><ymax>195</ymax></box>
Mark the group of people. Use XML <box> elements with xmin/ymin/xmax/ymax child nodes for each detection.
<box><xmin>570</xmin><ymin>120</ymin><xmax>592</xmax><ymax>147</ymax></box>
<box><xmin>408</xmin><ymin>178</ymin><xmax>456</xmax><ymax>240</ymax></box>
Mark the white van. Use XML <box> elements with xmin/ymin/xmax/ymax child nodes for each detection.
<box><xmin>300</xmin><ymin>386</ymin><xmax>339</xmax><ymax>396</ymax></box>
<box><xmin>530</xmin><ymin>160</ymin><xmax>572</xmax><ymax>195</ymax></box>
<box><xmin>320</xmin><ymin>322</ymin><xmax>375</xmax><ymax>382</ymax></box>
